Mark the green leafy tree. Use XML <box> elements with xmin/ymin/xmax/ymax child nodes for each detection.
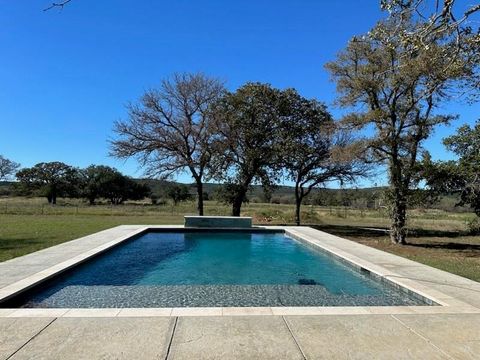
<box><xmin>211</xmin><ymin>83</ymin><xmax>284</xmax><ymax>216</ymax></box>
<box><xmin>214</xmin><ymin>183</ymin><xmax>249</xmax><ymax>207</ymax></box>
<box><xmin>16</xmin><ymin>162</ymin><xmax>81</xmax><ymax>204</ymax></box>
<box><xmin>81</xmin><ymin>165</ymin><xmax>149</xmax><ymax>205</ymax></box>
<box><xmin>280</xmin><ymin>90</ymin><xmax>369</xmax><ymax>225</ymax></box>
<box><xmin>96</xmin><ymin>170</ymin><xmax>150</xmax><ymax>205</ymax></box>
<box><xmin>166</xmin><ymin>184</ymin><xmax>191</xmax><ymax>206</ymax></box>
<box><xmin>326</xmin><ymin>17</ymin><xmax>479</xmax><ymax>244</ymax></box>
<box><xmin>82</xmin><ymin>165</ymin><xmax>111</xmax><ymax>205</ymax></box>
<box><xmin>421</xmin><ymin>120</ymin><xmax>480</xmax><ymax>217</ymax></box>
<box><xmin>106</xmin><ymin>177</ymin><xmax>149</xmax><ymax>205</ymax></box>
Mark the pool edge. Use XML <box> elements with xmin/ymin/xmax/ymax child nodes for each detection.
<box><xmin>0</xmin><ymin>224</ymin><xmax>479</xmax><ymax>317</ymax></box>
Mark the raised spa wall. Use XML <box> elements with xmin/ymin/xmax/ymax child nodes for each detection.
<box><xmin>184</xmin><ymin>216</ymin><xmax>252</xmax><ymax>228</ymax></box>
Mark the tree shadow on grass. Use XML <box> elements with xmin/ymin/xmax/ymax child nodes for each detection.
<box><xmin>309</xmin><ymin>224</ymin><xmax>388</xmax><ymax>239</ymax></box>
<box><xmin>307</xmin><ymin>224</ymin><xmax>480</xmax><ymax>254</ymax></box>
<box><xmin>0</xmin><ymin>237</ymin><xmax>44</xmax><ymax>251</ymax></box>
<box><xmin>407</xmin><ymin>242</ymin><xmax>480</xmax><ymax>251</ymax></box>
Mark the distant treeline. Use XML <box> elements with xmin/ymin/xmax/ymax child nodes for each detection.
<box><xmin>0</xmin><ymin>172</ymin><xmax>467</xmax><ymax>213</ymax></box>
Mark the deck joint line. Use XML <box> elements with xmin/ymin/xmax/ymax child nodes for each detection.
<box><xmin>6</xmin><ymin>317</ymin><xmax>57</xmax><ymax>359</ymax></box>
<box><xmin>282</xmin><ymin>316</ymin><xmax>307</xmax><ymax>360</ymax></box>
<box><xmin>390</xmin><ymin>315</ymin><xmax>455</xmax><ymax>360</ymax></box>
<box><xmin>164</xmin><ymin>316</ymin><xmax>178</xmax><ymax>360</ymax></box>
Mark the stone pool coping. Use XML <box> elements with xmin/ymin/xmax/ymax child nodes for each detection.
<box><xmin>0</xmin><ymin>225</ymin><xmax>479</xmax><ymax>317</ymax></box>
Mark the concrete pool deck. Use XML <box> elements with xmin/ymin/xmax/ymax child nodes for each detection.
<box><xmin>1</xmin><ymin>225</ymin><xmax>480</xmax><ymax>358</ymax></box>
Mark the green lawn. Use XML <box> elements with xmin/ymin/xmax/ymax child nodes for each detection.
<box><xmin>0</xmin><ymin>214</ymin><xmax>183</xmax><ymax>262</ymax></box>
<box><xmin>0</xmin><ymin>197</ymin><xmax>479</xmax><ymax>282</ymax></box>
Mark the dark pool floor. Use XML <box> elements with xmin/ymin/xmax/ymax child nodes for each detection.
<box><xmin>19</xmin><ymin>284</ymin><xmax>427</xmax><ymax>308</ymax></box>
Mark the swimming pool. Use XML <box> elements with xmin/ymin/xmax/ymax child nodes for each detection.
<box><xmin>2</xmin><ymin>230</ymin><xmax>430</xmax><ymax>308</ymax></box>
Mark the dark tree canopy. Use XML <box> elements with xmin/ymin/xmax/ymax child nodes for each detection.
<box><xmin>166</xmin><ymin>183</ymin><xmax>191</xmax><ymax>206</ymax></box>
<box><xmin>81</xmin><ymin>165</ymin><xmax>150</xmax><ymax>205</ymax></box>
<box><xmin>100</xmin><ymin>173</ymin><xmax>150</xmax><ymax>205</ymax></box>
<box><xmin>211</xmin><ymin>82</ymin><xmax>285</xmax><ymax>216</ymax></box>
<box><xmin>82</xmin><ymin>165</ymin><xmax>113</xmax><ymax>205</ymax></box>
<box><xmin>214</xmin><ymin>183</ymin><xmax>249</xmax><ymax>207</ymax></box>
<box><xmin>16</xmin><ymin>162</ymin><xmax>81</xmax><ymax>204</ymax></box>
<box><xmin>111</xmin><ymin>72</ymin><xmax>225</xmax><ymax>215</ymax></box>
<box><xmin>421</xmin><ymin>120</ymin><xmax>480</xmax><ymax>217</ymax></box>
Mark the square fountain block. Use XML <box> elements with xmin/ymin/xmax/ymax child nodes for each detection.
<box><xmin>184</xmin><ymin>216</ymin><xmax>252</xmax><ymax>228</ymax></box>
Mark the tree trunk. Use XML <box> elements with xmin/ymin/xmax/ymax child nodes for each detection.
<box><xmin>295</xmin><ymin>201</ymin><xmax>302</xmax><ymax>226</ymax></box>
<box><xmin>390</xmin><ymin>196</ymin><xmax>407</xmax><ymax>244</ymax></box>
<box><xmin>389</xmin><ymin>161</ymin><xmax>407</xmax><ymax>245</ymax></box>
<box><xmin>294</xmin><ymin>184</ymin><xmax>302</xmax><ymax>226</ymax></box>
<box><xmin>196</xmin><ymin>180</ymin><xmax>204</xmax><ymax>216</ymax></box>
<box><xmin>231</xmin><ymin>186</ymin><xmax>248</xmax><ymax>217</ymax></box>
<box><xmin>232</xmin><ymin>196</ymin><xmax>243</xmax><ymax>216</ymax></box>
<box><xmin>48</xmin><ymin>184</ymin><xmax>57</xmax><ymax>205</ymax></box>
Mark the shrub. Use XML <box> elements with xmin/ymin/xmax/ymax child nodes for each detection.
<box><xmin>466</xmin><ymin>217</ymin><xmax>480</xmax><ymax>235</ymax></box>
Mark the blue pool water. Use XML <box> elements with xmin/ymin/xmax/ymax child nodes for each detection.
<box><xmin>6</xmin><ymin>231</ymin><xmax>429</xmax><ymax>307</ymax></box>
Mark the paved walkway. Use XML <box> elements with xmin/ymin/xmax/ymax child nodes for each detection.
<box><xmin>1</xmin><ymin>313</ymin><xmax>479</xmax><ymax>359</ymax></box>
<box><xmin>0</xmin><ymin>225</ymin><xmax>150</xmax><ymax>289</ymax></box>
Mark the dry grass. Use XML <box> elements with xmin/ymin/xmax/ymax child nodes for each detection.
<box><xmin>313</xmin><ymin>225</ymin><xmax>480</xmax><ymax>282</ymax></box>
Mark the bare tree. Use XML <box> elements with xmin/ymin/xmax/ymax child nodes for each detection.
<box><xmin>380</xmin><ymin>0</ymin><xmax>480</xmax><ymax>96</ymax></box>
<box><xmin>381</xmin><ymin>0</ymin><xmax>479</xmax><ymax>43</ymax></box>
<box><xmin>0</xmin><ymin>155</ymin><xmax>20</xmax><ymax>181</ymax></box>
<box><xmin>111</xmin><ymin>73</ymin><xmax>225</xmax><ymax>216</ymax></box>
<box><xmin>326</xmin><ymin>18</ymin><xmax>479</xmax><ymax>244</ymax></box>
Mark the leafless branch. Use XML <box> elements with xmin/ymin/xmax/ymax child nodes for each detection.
<box><xmin>43</xmin><ymin>0</ymin><xmax>72</xmax><ymax>12</ymax></box>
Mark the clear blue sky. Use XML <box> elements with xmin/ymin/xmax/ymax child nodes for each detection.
<box><xmin>1</xmin><ymin>0</ymin><xmax>479</xmax><ymax>186</ymax></box>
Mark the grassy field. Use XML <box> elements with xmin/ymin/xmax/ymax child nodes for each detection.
<box><xmin>0</xmin><ymin>197</ymin><xmax>479</xmax><ymax>282</ymax></box>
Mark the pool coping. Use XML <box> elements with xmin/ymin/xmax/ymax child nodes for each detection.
<box><xmin>0</xmin><ymin>225</ymin><xmax>479</xmax><ymax>317</ymax></box>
